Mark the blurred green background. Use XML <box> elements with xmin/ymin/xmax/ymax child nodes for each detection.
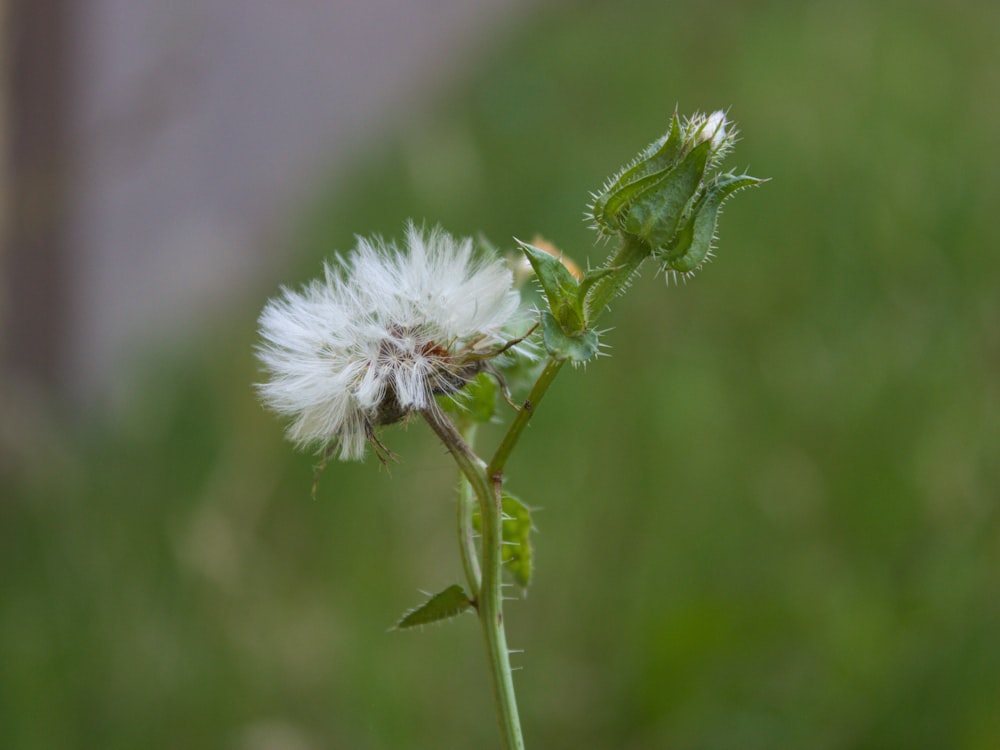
<box><xmin>3</xmin><ymin>0</ymin><xmax>999</xmax><ymax>748</ymax></box>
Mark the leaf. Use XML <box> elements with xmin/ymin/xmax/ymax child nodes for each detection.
<box><xmin>517</xmin><ymin>240</ymin><xmax>586</xmax><ymax>334</ymax></box>
<box><xmin>473</xmin><ymin>493</ymin><xmax>535</xmax><ymax>589</ymax></box>
<box><xmin>541</xmin><ymin>312</ymin><xmax>600</xmax><ymax>363</ymax></box>
<box><xmin>394</xmin><ymin>585</ymin><xmax>474</xmax><ymax>630</ymax></box>
<box><xmin>499</xmin><ymin>493</ymin><xmax>534</xmax><ymax>589</ymax></box>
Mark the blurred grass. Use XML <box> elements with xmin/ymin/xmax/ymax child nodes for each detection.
<box><xmin>3</xmin><ymin>0</ymin><xmax>1000</xmax><ymax>748</ymax></box>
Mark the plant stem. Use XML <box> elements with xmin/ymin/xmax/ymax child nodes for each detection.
<box><xmin>584</xmin><ymin>233</ymin><xmax>650</xmax><ymax>319</ymax></box>
<box><xmin>488</xmin><ymin>357</ymin><xmax>565</xmax><ymax>478</ymax></box>
<box><xmin>478</xmin><ymin>471</ymin><xmax>524</xmax><ymax>750</ymax></box>
<box><xmin>457</xmin><ymin>424</ymin><xmax>482</xmax><ymax>594</ymax></box>
<box><xmin>421</xmin><ymin>404</ymin><xmax>524</xmax><ymax>750</ymax></box>
<box><xmin>424</xmin><ymin>342</ymin><xmax>573</xmax><ymax>750</ymax></box>
<box><xmin>489</xmin><ymin>237</ymin><xmax>642</xmax><ymax>478</ymax></box>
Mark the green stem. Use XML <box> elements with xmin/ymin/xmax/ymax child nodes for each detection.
<box><xmin>457</xmin><ymin>424</ymin><xmax>482</xmax><ymax>594</ymax></box>
<box><xmin>584</xmin><ymin>233</ymin><xmax>650</xmax><ymax>320</ymax></box>
<box><xmin>488</xmin><ymin>357</ymin><xmax>566</xmax><ymax>478</ymax></box>
<box><xmin>478</xmin><ymin>471</ymin><xmax>524</xmax><ymax>750</ymax></box>
<box><xmin>487</xmin><ymin>236</ymin><xmax>642</xmax><ymax>481</ymax></box>
<box><xmin>421</xmin><ymin>405</ymin><xmax>524</xmax><ymax>750</ymax></box>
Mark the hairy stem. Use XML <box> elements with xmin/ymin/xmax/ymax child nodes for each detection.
<box><xmin>584</xmin><ymin>233</ymin><xmax>650</xmax><ymax>319</ymax></box>
<box><xmin>478</xmin><ymin>470</ymin><xmax>524</xmax><ymax>750</ymax></box>
<box><xmin>457</xmin><ymin>424</ymin><xmax>482</xmax><ymax>595</ymax></box>
<box><xmin>421</xmin><ymin>404</ymin><xmax>524</xmax><ymax>750</ymax></box>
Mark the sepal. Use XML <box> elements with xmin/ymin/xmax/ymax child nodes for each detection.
<box><xmin>621</xmin><ymin>139</ymin><xmax>712</xmax><ymax>250</ymax></box>
<box><xmin>658</xmin><ymin>173</ymin><xmax>765</xmax><ymax>276</ymax></box>
<box><xmin>541</xmin><ymin>312</ymin><xmax>601</xmax><ymax>364</ymax></box>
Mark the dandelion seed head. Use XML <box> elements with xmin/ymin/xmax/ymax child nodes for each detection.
<box><xmin>257</xmin><ymin>224</ymin><xmax>524</xmax><ymax>460</ymax></box>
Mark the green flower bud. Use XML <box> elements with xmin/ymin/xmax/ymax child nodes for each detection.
<box><xmin>587</xmin><ymin>110</ymin><xmax>763</xmax><ymax>280</ymax></box>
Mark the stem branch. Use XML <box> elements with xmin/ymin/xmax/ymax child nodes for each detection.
<box><xmin>488</xmin><ymin>357</ymin><xmax>566</xmax><ymax>478</ymax></box>
<box><xmin>584</xmin><ymin>233</ymin><xmax>650</xmax><ymax>319</ymax></box>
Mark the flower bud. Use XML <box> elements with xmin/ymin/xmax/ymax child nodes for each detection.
<box><xmin>587</xmin><ymin>110</ymin><xmax>760</xmax><ymax>279</ymax></box>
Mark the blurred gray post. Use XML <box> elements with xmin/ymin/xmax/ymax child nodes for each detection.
<box><xmin>2</xmin><ymin>0</ymin><xmax>74</xmax><ymax>393</ymax></box>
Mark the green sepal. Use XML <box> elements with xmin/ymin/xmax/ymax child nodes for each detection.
<box><xmin>590</xmin><ymin>114</ymin><xmax>684</xmax><ymax>232</ymax></box>
<box><xmin>439</xmin><ymin>371</ymin><xmax>497</xmax><ymax>424</ymax></box>
<box><xmin>473</xmin><ymin>493</ymin><xmax>534</xmax><ymax>590</ymax></box>
<box><xmin>616</xmin><ymin>112</ymin><xmax>685</xmax><ymax>185</ymax></box>
<box><xmin>518</xmin><ymin>240</ymin><xmax>585</xmax><ymax>333</ymax></box>
<box><xmin>622</xmin><ymin>139</ymin><xmax>712</xmax><ymax>250</ymax></box>
<box><xmin>577</xmin><ymin>265</ymin><xmax>620</xmax><ymax>302</ymax></box>
<box><xmin>660</xmin><ymin>173</ymin><xmax>764</xmax><ymax>273</ymax></box>
<box><xmin>394</xmin><ymin>584</ymin><xmax>474</xmax><ymax>630</ymax></box>
<box><xmin>541</xmin><ymin>312</ymin><xmax>600</xmax><ymax>363</ymax></box>
<box><xmin>599</xmin><ymin>169</ymin><xmax>673</xmax><ymax>235</ymax></box>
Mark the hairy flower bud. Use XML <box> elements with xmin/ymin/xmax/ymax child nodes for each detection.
<box><xmin>587</xmin><ymin>110</ymin><xmax>762</xmax><ymax>281</ymax></box>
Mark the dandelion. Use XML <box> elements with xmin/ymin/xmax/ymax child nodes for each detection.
<box><xmin>257</xmin><ymin>223</ymin><xmax>523</xmax><ymax>460</ymax></box>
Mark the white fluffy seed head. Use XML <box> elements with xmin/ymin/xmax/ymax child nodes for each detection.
<box><xmin>257</xmin><ymin>223</ymin><xmax>522</xmax><ymax>460</ymax></box>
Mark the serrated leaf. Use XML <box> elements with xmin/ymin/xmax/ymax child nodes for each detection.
<box><xmin>541</xmin><ymin>312</ymin><xmax>600</xmax><ymax>363</ymax></box>
<box><xmin>518</xmin><ymin>240</ymin><xmax>585</xmax><ymax>333</ymax></box>
<box><xmin>473</xmin><ymin>494</ymin><xmax>535</xmax><ymax>590</ymax></box>
<box><xmin>394</xmin><ymin>585</ymin><xmax>474</xmax><ymax>630</ymax></box>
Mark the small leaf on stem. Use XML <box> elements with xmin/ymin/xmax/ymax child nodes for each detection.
<box><xmin>518</xmin><ymin>240</ymin><xmax>586</xmax><ymax>334</ymax></box>
<box><xmin>394</xmin><ymin>584</ymin><xmax>474</xmax><ymax>629</ymax></box>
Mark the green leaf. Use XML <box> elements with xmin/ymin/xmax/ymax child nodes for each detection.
<box><xmin>394</xmin><ymin>584</ymin><xmax>474</xmax><ymax>630</ymax></box>
<box><xmin>541</xmin><ymin>312</ymin><xmax>600</xmax><ymax>363</ymax></box>
<box><xmin>499</xmin><ymin>493</ymin><xmax>534</xmax><ymax>589</ymax></box>
<box><xmin>473</xmin><ymin>493</ymin><xmax>535</xmax><ymax>589</ymax></box>
<box><xmin>518</xmin><ymin>240</ymin><xmax>585</xmax><ymax>333</ymax></box>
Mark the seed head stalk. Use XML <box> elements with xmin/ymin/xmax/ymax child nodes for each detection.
<box><xmin>421</xmin><ymin>402</ymin><xmax>525</xmax><ymax>750</ymax></box>
<box><xmin>422</xmin><ymin>344</ymin><xmax>568</xmax><ymax>750</ymax></box>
